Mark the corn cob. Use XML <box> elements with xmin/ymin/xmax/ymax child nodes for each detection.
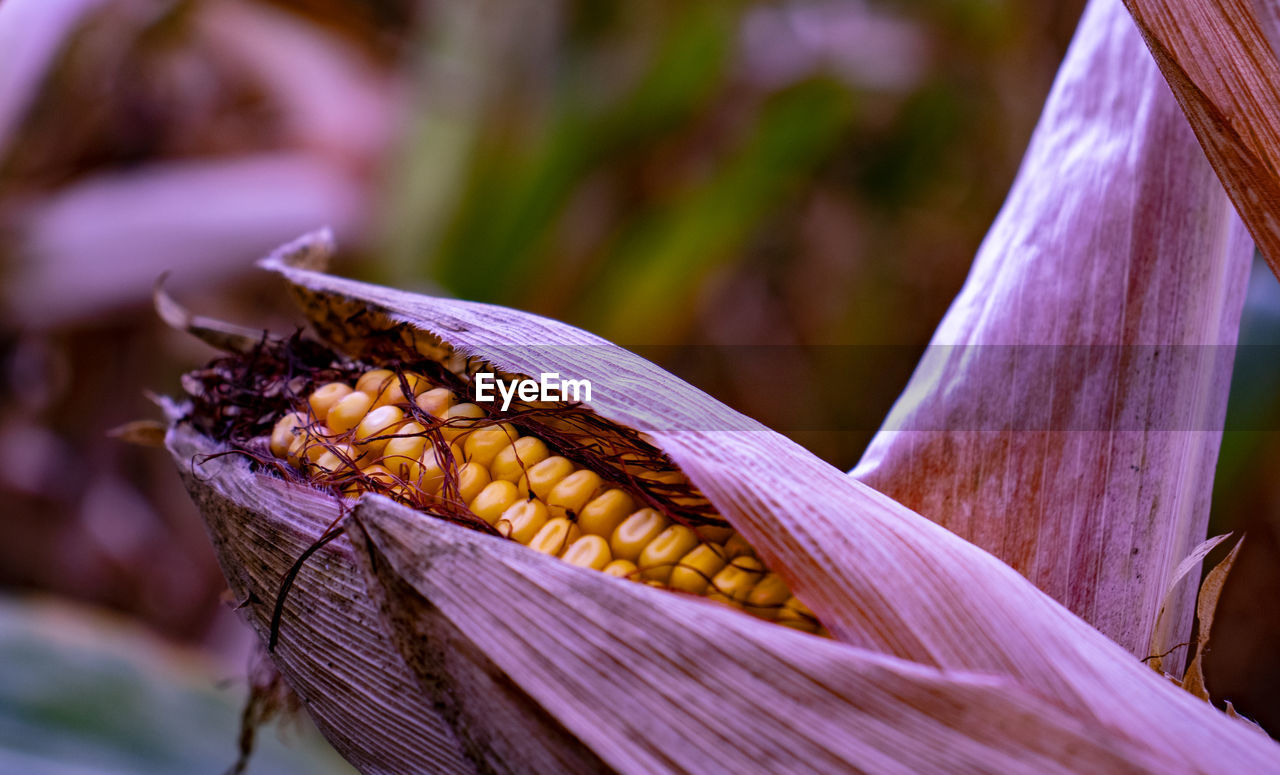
<box><xmin>268</xmin><ymin>367</ymin><xmax>822</xmax><ymax>633</ymax></box>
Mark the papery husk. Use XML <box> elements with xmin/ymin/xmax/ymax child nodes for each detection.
<box><xmin>349</xmin><ymin>494</ymin><xmax>1173</xmax><ymax>775</ymax></box>
<box><xmin>852</xmin><ymin>0</ymin><xmax>1251</xmax><ymax>674</ymax></box>
<box><xmin>1121</xmin><ymin>0</ymin><xmax>1280</xmax><ymax>278</ymax></box>
<box><xmin>165</xmin><ymin>419</ymin><xmax>475</xmax><ymax>774</ymax></box>
<box><xmin>189</xmin><ymin>232</ymin><xmax>1280</xmax><ymax>773</ymax></box>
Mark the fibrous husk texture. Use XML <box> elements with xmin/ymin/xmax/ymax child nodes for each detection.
<box><xmin>853</xmin><ymin>0</ymin><xmax>1252</xmax><ymax>675</ymax></box>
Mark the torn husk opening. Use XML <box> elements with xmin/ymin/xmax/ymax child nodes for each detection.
<box><xmin>173</xmin><ymin>314</ymin><xmax>824</xmax><ymax>634</ymax></box>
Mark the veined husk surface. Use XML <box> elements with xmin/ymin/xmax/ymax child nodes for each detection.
<box><xmin>854</xmin><ymin>0</ymin><xmax>1252</xmax><ymax>673</ymax></box>
<box><xmin>165</xmin><ymin>228</ymin><xmax>1280</xmax><ymax>774</ymax></box>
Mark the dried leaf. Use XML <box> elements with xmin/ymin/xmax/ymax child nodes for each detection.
<box><xmin>1121</xmin><ymin>0</ymin><xmax>1280</xmax><ymax>279</ymax></box>
<box><xmin>850</xmin><ymin>0</ymin><xmax>1251</xmax><ymax>676</ymax></box>
<box><xmin>1148</xmin><ymin>533</ymin><xmax>1232</xmax><ymax>675</ymax></box>
<box><xmin>1181</xmin><ymin>536</ymin><xmax>1244</xmax><ymax>701</ymax></box>
<box><xmin>1225</xmin><ymin>701</ymin><xmax>1270</xmax><ymax>736</ymax></box>
<box><xmin>106</xmin><ymin>419</ymin><xmax>168</xmax><ymax>448</ymax></box>
<box><xmin>153</xmin><ymin>278</ymin><xmax>267</xmax><ymax>354</ymax></box>
<box><xmin>225</xmin><ymin>246</ymin><xmax>1280</xmax><ymax>772</ymax></box>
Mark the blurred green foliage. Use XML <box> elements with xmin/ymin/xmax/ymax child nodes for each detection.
<box><xmin>0</xmin><ymin>596</ymin><xmax>354</xmax><ymax>774</ymax></box>
<box><xmin>377</xmin><ymin>1</ymin><xmax>1085</xmax><ymax>358</ymax></box>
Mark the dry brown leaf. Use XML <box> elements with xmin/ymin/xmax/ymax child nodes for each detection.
<box><xmin>106</xmin><ymin>419</ymin><xmax>168</xmax><ymax>448</ymax></box>
<box><xmin>153</xmin><ymin>279</ymin><xmax>267</xmax><ymax>354</ymax></box>
<box><xmin>1181</xmin><ymin>536</ymin><xmax>1244</xmax><ymax>701</ymax></box>
<box><xmin>1147</xmin><ymin>532</ymin><xmax>1232</xmax><ymax>675</ymax></box>
<box><xmin>851</xmin><ymin>0</ymin><xmax>1251</xmax><ymax>675</ymax></box>
<box><xmin>1121</xmin><ymin>0</ymin><xmax>1280</xmax><ymax>279</ymax></box>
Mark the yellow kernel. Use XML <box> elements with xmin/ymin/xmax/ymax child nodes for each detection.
<box><xmin>308</xmin><ymin>383</ymin><xmax>353</xmax><ymax>420</ymax></box>
<box><xmin>776</xmin><ymin>597</ymin><xmax>821</xmax><ymax>633</ymax></box>
<box><xmin>415</xmin><ymin>387</ymin><xmax>455</xmax><ymax>418</ymax></box>
<box><xmin>462</xmin><ymin>424</ymin><xmax>518</xmax><ymax>468</ymax></box>
<box><xmin>441</xmin><ymin>403</ymin><xmax>485</xmax><ymax>441</ymax></box>
<box><xmin>668</xmin><ymin>543</ymin><xmax>728</xmax><ymax>595</ymax></box>
<box><xmin>342</xmin><ymin>463</ymin><xmax>397</xmax><ymax>496</ymax></box>
<box><xmin>708</xmin><ymin>556</ymin><xmax>765</xmax><ymax>604</ymax></box>
<box><xmin>293</xmin><ymin>427</ymin><xmax>333</xmax><ymax>464</ymax></box>
<box><xmin>517</xmin><ymin>456</ymin><xmax>576</xmax><ymax>501</ymax></box>
<box><xmin>407</xmin><ymin>442</ymin><xmax>462</xmax><ymax>494</ymax></box>
<box><xmin>496</xmin><ymin>499</ymin><xmax>549</xmax><ymax>544</ymax></box>
<box><xmin>546</xmin><ymin>469</ymin><xmax>604</xmax><ymax>520</ymax></box>
<box><xmin>491</xmin><ymin>437</ymin><xmax>550</xmax><ymax>482</ymax></box>
<box><xmin>374</xmin><ymin>373</ymin><xmax>427</xmax><ymax>408</ymax></box>
<box><xmin>602</xmin><ymin>559</ymin><xmax>638</xmax><ymax>579</ymax></box>
<box><xmin>577</xmin><ymin>489</ymin><xmax>636</xmax><ymax>537</ymax></box>
<box><xmin>528</xmin><ymin>517</ymin><xmax>582</xmax><ymax>555</ymax></box>
<box><xmin>355</xmin><ymin>369</ymin><xmax>397</xmax><ymax>397</ymax></box>
<box><xmin>723</xmin><ymin>532</ymin><xmax>756</xmax><ymax>559</ymax></box>
<box><xmin>637</xmin><ymin>525</ymin><xmax>701</xmax><ymax>583</ymax></box>
<box><xmin>382</xmin><ymin>421</ymin><xmax>427</xmax><ymax>470</ymax></box>
<box><xmin>696</xmin><ymin>524</ymin><xmax>735</xmax><ymax>544</ymax></box>
<box><xmin>744</xmin><ymin>573</ymin><xmax>791</xmax><ymax>620</ymax></box>
<box><xmin>327</xmin><ymin>391</ymin><xmax>374</xmax><ymax>434</ymax></box>
<box><xmin>469</xmin><ymin>480</ymin><xmax>521</xmax><ymax>525</ymax></box>
<box><xmin>454</xmin><ymin>461</ymin><xmax>491</xmax><ymax>504</ymax></box>
<box><xmin>610</xmin><ymin>508</ymin><xmax>669</xmax><ymax>563</ymax></box>
<box><xmin>354</xmin><ymin>405</ymin><xmax>405</xmax><ymax>456</ymax></box>
<box><xmin>270</xmin><ymin>412</ymin><xmax>306</xmax><ymax>460</ymax></box>
<box><xmin>562</xmin><ymin>535</ymin><xmax>612</xmax><ymax>570</ymax></box>
<box><xmin>312</xmin><ymin>444</ymin><xmax>356</xmax><ymax>475</ymax></box>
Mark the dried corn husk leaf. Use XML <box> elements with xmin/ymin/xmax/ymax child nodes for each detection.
<box><xmin>165</xmin><ymin>419</ymin><xmax>474</xmax><ymax>774</ymax></box>
<box><xmin>349</xmin><ymin>494</ymin><xmax>1176</xmax><ymax>775</ymax></box>
<box><xmin>851</xmin><ymin>0</ymin><xmax>1251</xmax><ymax>675</ymax></box>
<box><xmin>1181</xmin><ymin>537</ymin><xmax>1243</xmax><ymax>701</ymax></box>
<box><xmin>1121</xmin><ymin>0</ymin><xmax>1280</xmax><ymax>277</ymax></box>
<box><xmin>223</xmin><ymin>233</ymin><xmax>1280</xmax><ymax>772</ymax></box>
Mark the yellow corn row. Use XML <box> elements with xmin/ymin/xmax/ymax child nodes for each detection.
<box><xmin>269</xmin><ymin>368</ymin><xmax>821</xmax><ymax>633</ymax></box>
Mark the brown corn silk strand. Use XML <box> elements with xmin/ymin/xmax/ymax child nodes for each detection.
<box><xmin>852</xmin><ymin>0</ymin><xmax>1252</xmax><ymax>672</ymax></box>
<box><xmin>255</xmin><ymin>227</ymin><xmax>1280</xmax><ymax>770</ymax></box>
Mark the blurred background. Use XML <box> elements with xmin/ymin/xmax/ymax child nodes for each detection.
<box><xmin>0</xmin><ymin>0</ymin><xmax>1275</xmax><ymax>769</ymax></box>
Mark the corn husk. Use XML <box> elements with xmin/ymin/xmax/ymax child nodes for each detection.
<box><xmin>1121</xmin><ymin>0</ymin><xmax>1280</xmax><ymax>277</ymax></box>
<box><xmin>166</xmin><ymin>420</ymin><xmax>474</xmax><ymax>775</ymax></box>
<box><xmin>852</xmin><ymin>0</ymin><xmax>1251</xmax><ymax>674</ymax></box>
